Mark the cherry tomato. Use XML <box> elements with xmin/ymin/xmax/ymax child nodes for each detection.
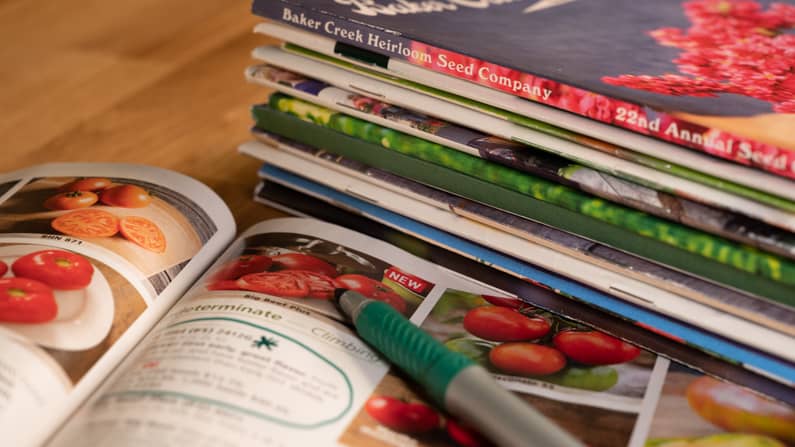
<box><xmin>446</xmin><ymin>418</ymin><xmax>493</xmax><ymax>447</ymax></box>
<box><xmin>365</xmin><ymin>396</ymin><xmax>440</xmax><ymax>434</ymax></box>
<box><xmin>59</xmin><ymin>177</ymin><xmax>112</xmax><ymax>192</ymax></box>
<box><xmin>0</xmin><ymin>277</ymin><xmax>57</xmax><ymax>323</ymax></box>
<box><xmin>119</xmin><ymin>216</ymin><xmax>166</xmax><ymax>253</ymax></box>
<box><xmin>489</xmin><ymin>342</ymin><xmax>566</xmax><ymax>376</ymax></box>
<box><xmin>44</xmin><ymin>191</ymin><xmax>99</xmax><ymax>210</ymax></box>
<box><xmin>237</xmin><ymin>272</ymin><xmax>310</xmax><ymax>298</ymax></box>
<box><xmin>553</xmin><ymin>330</ymin><xmax>641</xmax><ymax>365</ymax></box>
<box><xmin>12</xmin><ymin>249</ymin><xmax>94</xmax><ymax>290</ymax></box>
<box><xmin>463</xmin><ymin>306</ymin><xmax>550</xmax><ymax>342</ymax></box>
<box><xmin>271</xmin><ymin>253</ymin><xmax>337</xmax><ymax>277</ymax></box>
<box><xmin>0</xmin><ymin>261</ymin><xmax>7</xmax><ymax>277</ymax></box>
<box><xmin>51</xmin><ymin>209</ymin><xmax>119</xmax><ymax>238</ymax></box>
<box><xmin>100</xmin><ymin>184</ymin><xmax>152</xmax><ymax>208</ymax></box>
<box><xmin>334</xmin><ymin>274</ymin><xmax>407</xmax><ymax>314</ymax></box>
<box><xmin>285</xmin><ymin>270</ymin><xmax>336</xmax><ymax>299</ymax></box>
<box><xmin>211</xmin><ymin>255</ymin><xmax>273</xmax><ymax>281</ymax></box>
<box><xmin>686</xmin><ymin>376</ymin><xmax>795</xmax><ymax>442</ymax></box>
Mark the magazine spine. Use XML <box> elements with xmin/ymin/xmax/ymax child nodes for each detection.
<box><xmin>253</xmin><ymin>1</ymin><xmax>795</xmax><ymax>180</ymax></box>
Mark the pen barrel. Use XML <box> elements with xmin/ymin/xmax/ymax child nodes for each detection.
<box><xmin>446</xmin><ymin>366</ymin><xmax>585</xmax><ymax>447</ymax></box>
<box><xmin>355</xmin><ymin>300</ymin><xmax>473</xmax><ymax>405</ymax></box>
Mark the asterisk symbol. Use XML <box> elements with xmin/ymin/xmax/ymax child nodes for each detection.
<box><xmin>253</xmin><ymin>336</ymin><xmax>278</xmax><ymax>350</ymax></box>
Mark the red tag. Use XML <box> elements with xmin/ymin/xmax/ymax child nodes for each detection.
<box><xmin>384</xmin><ymin>267</ymin><xmax>433</xmax><ymax>295</ymax></box>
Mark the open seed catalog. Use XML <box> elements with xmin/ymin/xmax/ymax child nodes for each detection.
<box><xmin>0</xmin><ymin>164</ymin><xmax>791</xmax><ymax>447</ymax></box>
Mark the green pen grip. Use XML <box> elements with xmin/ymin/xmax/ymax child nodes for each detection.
<box><xmin>355</xmin><ymin>301</ymin><xmax>474</xmax><ymax>406</ymax></box>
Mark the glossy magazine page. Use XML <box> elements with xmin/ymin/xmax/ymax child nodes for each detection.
<box><xmin>0</xmin><ymin>163</ymin><xmax>235</xmax><ymax>446</ymax></box>
<box><xmin>51</xmin><ymin>217</ymin><xmax>673</xmax><ymax>447</ymax></box>
<box><xmin>245</xmin><ymin>62</ymin><xmax>795</xmax><ymax>259</ymax></box>
<box><xmin>240</xmin><ymin>139</ymin><xmax>795</xmax><ymax>375</ymax></box>
<box><xmin>245</xmin><ymin>132</ymin><xmax>795</xmax><ymax>338</ymax></box>
<box><xmin>249</xmin><ymin>178</ymin><xmax>795</xmax><ymax>447</ymax></box>
<box><xmin>250</xmin><ymin>44</ymin><xmax>795</xmax><ymax>216</ymax></box>
<box><xmin>252</xmin><ymin>0</ymin><xmax>795</xmax><ymax>180</ymax></box>
<box><xmin>249</xmin><ymin>98</ymin><xmax>795</xmax><ymax>304</ymax></box>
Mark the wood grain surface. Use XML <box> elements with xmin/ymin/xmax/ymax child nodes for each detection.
<box><xmin>0</xmin><ymin>0</ymin><xmax>285</xmax><ymax>234</ymax></box>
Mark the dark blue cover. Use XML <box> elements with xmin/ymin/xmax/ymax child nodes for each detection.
<box><xmin>252</xmin><ymin>0</ymin><xmax>795</xmax><ymax>117</ymax></box>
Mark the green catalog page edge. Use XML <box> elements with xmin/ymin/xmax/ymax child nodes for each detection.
<box><xmin>251</xmin><ymin>105</ymin><xmax>795</xmax><ymax>306</ymax></box>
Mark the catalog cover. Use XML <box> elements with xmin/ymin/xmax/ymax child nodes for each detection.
<box><xmin>253</xmin><ymin>0</ymin><xmax>795</xmax><ymax>178</ymax></box>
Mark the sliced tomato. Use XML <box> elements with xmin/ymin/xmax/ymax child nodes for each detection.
<box><xmin>119</xmin><ymin>216</ymin><xmax>166</xmax><ymax>253</ymax></box>
<box><xmin>51</xmin><ymin>209</ymin><xmax>119</xmax><ymax>238</ymax></box>
<box><xmin>237</xmin><ymin>272</ymin><xmax>310</xmax><ymax>298</ymax></box>
<box><xmin>0</xmin><ymin>261</ymin><xmax>7</xmax><ymax>277</ymax></box>
<box><xmin>286</xmin><ymin>270</ymin><xmax>336</xmax><ymax>299</ymax></box>
<box><xmin>0</xmin><ymin>277</ymin><xmax>57</xmax><ymax>323</ymax></box>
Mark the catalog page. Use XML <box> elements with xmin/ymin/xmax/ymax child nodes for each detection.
<box><xmin>48</xmin><ymin>218</ymin><xmax>683</xmax><ymax>447</ymax></box>
<box><xmin>0</xmin><ymin>163</ymin><xmax>235</xmax><ymax>445</ymax></box>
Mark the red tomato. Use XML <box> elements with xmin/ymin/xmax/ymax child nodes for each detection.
<box><xmin>285</xmin><ymin>270</ymin><xmax>336</xmax><ymax>299</ymax></box>
<box><xmin>119</xmin><ymin>216</ymin><xmax>166</xmax><ymax>253</ymax></box>
<box><xmin>44</xmin><ymin>191</ymin><xmax>99</xmax><ymax>210</ymax></box>
<box><xmin>446</xmin><ymin>418</ymin><xmax>492</xmax><ymax>447</ymax></box>
<box><xmin>271</xmin><ymin>253</ymin><xmax>337</xmax><ymax>277</ymax></box>
<box><xmin>237</xmin><ymin>272</ymin><xmax>309</xmax><ymax>298</ymax></box>
<box><xmin>51</xmin><ymin>209</ymin><xmax>119</xmax><ymax>238</ymax></box>
<box><xmin>100</xmin><ymin>184</ymin><xmax>152</xmax><ymax>208</ymax></box>
<box><xmin>59</xmin><ymin>177</ymin><xmax>112</xmax><ymax>192</ymax></box>
<box><xmin>334</xmin><ymin>274</ymin><xmax>407</xmax><ymax>314</ymax></box>
<box><xmin>211</xmin><ymin>255</ymin><xmax>273</xmax><ymax>281</ymax></box>
<box><xmin>12</xmin><ymin>249</ymin><xmax>94</xmax><ymax>290</ymax></box>
<box><xmin>463</xmin><ymin>306</ymin><xmax>550</xmax><ymax>342</ymax></box>
<box><xmin>0</xmin><ymin>277</ymin><xmax>57</xmax><ymax>323</ymax></box>
<box><xmin>0</xmin><ymin>261</ymin><xmax>7</xmax><ymax>277</ymax></box>
<box><xmin>489</xmin><ymin>342</ymin><xmax>566</xmax><ymax>376</ymax></box>
<box><xmin>686</xmin><ymin>376</ymin><xmax>795</xmax><ymax>442</ymax></box>
<box><xmin>553</xmin><ymin>330</ymin><xmax>641</xmax><ymax>365</ymax></box>
<box><xmin>333</xmin><ymin>274</ymin><xmax>390</xmax><ymax>297</ymax></box>
<box><xmin>365</xmin><ymin>396</ymin><xmax>440</xmax><ymax>434</ymax></box>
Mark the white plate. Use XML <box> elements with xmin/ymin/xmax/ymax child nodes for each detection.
<box><xmin>0</xmin><ymin>245</ymin><xmax>115</xmax><ymax>351</ymax></box>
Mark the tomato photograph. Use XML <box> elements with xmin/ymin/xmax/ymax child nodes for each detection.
<box><xmin>202</xmin><ymin>233</ymin><xmax>433</xmax><ymax>319</ymax></box>
<box><xmin>0</xmin><ymin>175</ymin><xmax>213</xmax><ymax>281</ymax></box>
<box><xmin>58</xmin><ymin>177</ymin><xmax>112</xmax><ymax>192</ymax></box>
<box><xmin>12</xmin><ymin>249</ymin><xmax>94</xmax><ymax>290</ymax></box>
<box><xmin>644</xmin><ymin>367</ymin><xmax>795</xmax><ymax>447</ymax></box>
<box><xmin>364</xmin><ymin>395</ymin><xmax>441</xmax><ymax>434</ymax></box>
<box><xmin>0</xmin><ymin>242</ymin><xmax>147</xmax><ymax>388</ymax></box>
<box><xmin>462</xmin><ymin>306</ymin><xmax>550</xmax><ymax>342</ymax></box>
<box><xmin>553</xmin><ymin>330</ymin><xmax>641</xmax><ymax>366</ymax></box>
<box><xmin>210</xmin><ymin>255</ymin><xmax>273</xmax><ymax>281</ymax></box>
<box><xmin>422</xmin><ymin>289</ymin><xmax>658</xmax><ymax>399</ymax></box>
<box><xmin>99</xmin><ymin>184</ymin><xmax>152</xmax><ymax>208</ymax></box>
<box><xmin>488</xmin><ymin>342</ymin><xmax>567</xmax><ymax>376</ymax></box>
<box><xmin>271</xmin><ymin>252</ymin><xmax>338</xmax><ymax>277</ymax></box>
<box><xmin>0</xmin><ymin>277</ymin><xmax>57</xmax><ymax>323</ymax></box>
<box><xmin>44</xmin><ymin>191</ymin><xmax>99</xmax><ymax>210</ymax></box>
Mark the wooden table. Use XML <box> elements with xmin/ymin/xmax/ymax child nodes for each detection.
<box><xmin>1</xmin><ymin>0</ymin><xmax>282</xmax><ymax>233</ymax></box>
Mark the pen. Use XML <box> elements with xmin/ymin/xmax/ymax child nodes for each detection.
<box><xmin>334</xmin><ymin>289</ymin><xmax>586</xmax><ymax>447</ymax></box>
